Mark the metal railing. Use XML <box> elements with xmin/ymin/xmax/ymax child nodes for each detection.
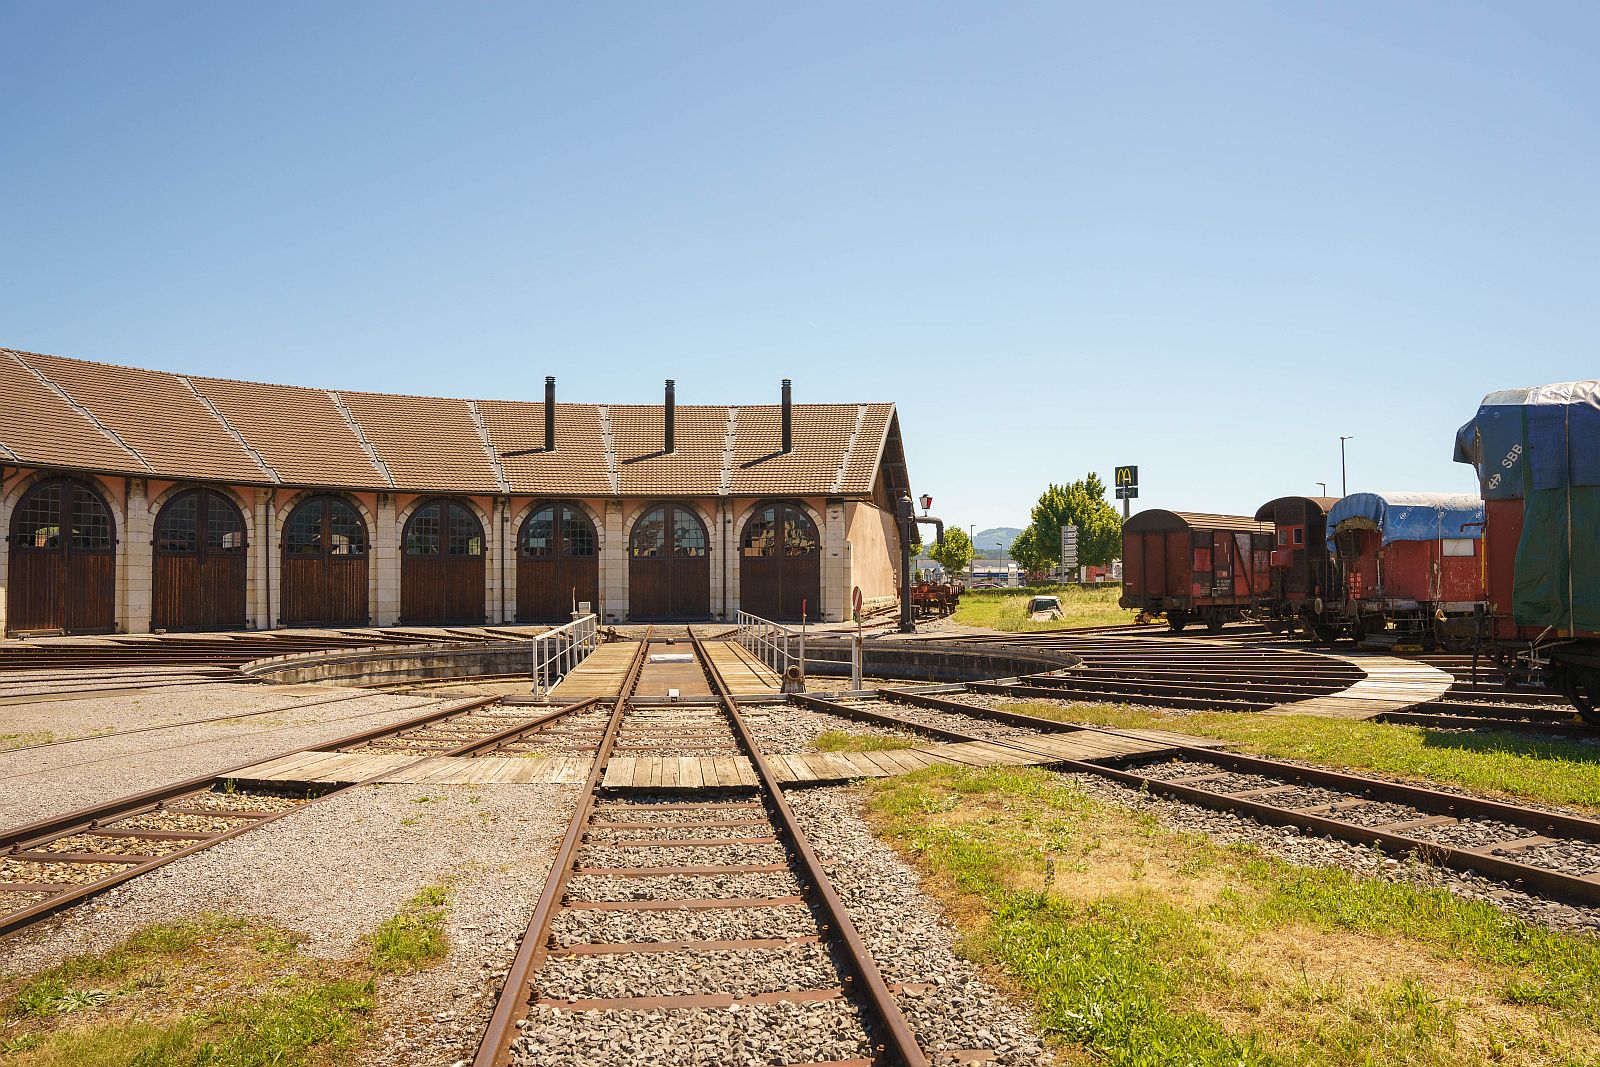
<box><xmin>736</xmin><ymin>611</ymin><xmax>804</xmax><ymax>678</ymax></box>
<box><xmin>531</xmin><ymin>613</ymin><xmax>599</xmax><ymax>697</ymax></box>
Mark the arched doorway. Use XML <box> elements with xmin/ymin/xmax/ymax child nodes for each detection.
<box><xmin>6</xmin><ymin>478</ymin><xmax>116</xmax><ymax>634</ymax></box>
<box><xmin>628</xmin><ymin>504</ymin><xmax>710</xmax><ymax>620</ymax></box>
<box><xmin>281</xmin><ymin>496</ymin><xmax>369</xmax><ymax>626</ymax></box>
<box><xmin>518</xmin><ymin>502</ymin><xmax>598</xmax><ymax>622</ymax></box>
<box><xmin>402</xmin><ymin>499</ymin><xmax>485</xmax><ymax>624</ymax></box>
<box><xmin>740</xmin><ymin>501</ymin><xmax>820</xmax><ymax>622</ymax></box>
<box><xmin>153</xmin><ymin>488</ymin><xmax>247</xmax><ymax>631</ymax></box>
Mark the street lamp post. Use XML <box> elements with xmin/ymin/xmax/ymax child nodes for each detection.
<box><xmin>1316</xmin><ymin>481</ymin><xmax>1327</xmax><ymax>496</ymax></box>
<box><xmin>1339</xmin><ymin>436</ymin><xmax>1354</xmax><ymax>496</ymax></box>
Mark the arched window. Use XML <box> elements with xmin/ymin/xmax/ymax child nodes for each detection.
<box><xmin>741</xmin><ymin>502</ymin><xmax>819</xmax><ymax>558</ymax></box>
<box><xmin>631</xmin><ymin>505</ymin><xmax>708</xmax><ymax>558</ymax></box>
<box><xmin>285</xmin><ymin>497</ymin><xmax>368</xmax><ymax>558</ymax></box>
<box><xmin>11</xmin><ymin>479</ymin><xmax>114</xmax><ymax>553</ymax></box>
<box><xmin>519</xmin><ymin>503</ymin><xmax>596</xmax><ymax>559</ymax></box>
<box><xmin>404</xmin><ymin>500</ymin><xmax>483</xmax><ymax>557</ymax></box>
<box><xmin>155</xmin><ymin>489</ymin><xmax>246</xmax><ymax>556</ymax></box>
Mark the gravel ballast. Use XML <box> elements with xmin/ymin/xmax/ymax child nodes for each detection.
<box><xmin>0</xmin><ymin>688</ymin><xmax>464</xmax><ymax>826</ymax></box>
<box><xmin>0</xmin><ymin>781</ymin><xmax>578</xmax><ymax>1067</ymax></box>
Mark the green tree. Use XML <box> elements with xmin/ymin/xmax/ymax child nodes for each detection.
<box><xmin>1011</xmin><ymin>474</ymin><xmax>1123</xmax><ymax>574</ymax></box>
<box><xmin>925</xmin><ymin>526</ymin><xmax>974</xmax><ymax>580</ymax></box>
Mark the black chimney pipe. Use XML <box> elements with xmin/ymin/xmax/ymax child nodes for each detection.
<box><xmin>781</xmin><ymin>379</ymin><xmax>792</xmax><ymax>454</ymax></box>
<box><xmin>664</xmin><ymin>379</ymin><xmax>676</xmax><ymax>453</ymax></box>
<box><xmin>544</xmin><ymin>376</ymin><xmax>556</xmax><ymax>452</ymax></box>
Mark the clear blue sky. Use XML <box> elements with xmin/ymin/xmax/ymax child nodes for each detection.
<box><xmin>3</xmin><ymin>3</ymin><xmax>1595</xmax><ymax>531</ymax></box>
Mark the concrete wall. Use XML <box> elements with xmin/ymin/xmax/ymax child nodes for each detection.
<box><xmin>1</xmin><ymin>467</ymin><xmax>901</xmax><ymax>633</ymax></box>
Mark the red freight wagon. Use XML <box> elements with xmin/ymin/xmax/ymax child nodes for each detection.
<box><xmin>1325</xmin><ymin>492</ymin><xmax>1484</xmax><ymax>650</ymax></box>
<box><xmin>1254</xmin><ymin>495</ymin><xmax>1341</xmax><ymax>635</ymax></box>
<box><xmin>1120</xmin><ymin>510</ymin><xmax>1274</xmax><ymax>632</ymax></box>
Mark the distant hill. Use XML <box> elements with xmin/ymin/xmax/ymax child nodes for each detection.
<box><xmin>973</xmin><ymin>526</ymin><xmax>1022</xmax><ymax>559</ymax></box>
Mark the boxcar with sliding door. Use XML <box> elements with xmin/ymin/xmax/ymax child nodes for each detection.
<box><xmin>1119</xmin><ymin>510</ymin><xmax>1274</xmax><ymax>632</ymax></box>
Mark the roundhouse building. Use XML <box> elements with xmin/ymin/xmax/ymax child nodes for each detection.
<box><xmin>0</xmin><ymin>349</ymin><xmax>912</xmax><ymax>635</ymax></box>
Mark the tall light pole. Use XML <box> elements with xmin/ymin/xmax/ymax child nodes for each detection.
<box><xmin>1339</xmin><ymin>436</ymin><xmax>1354</xmax><ymax>496</ymax></box>
<box><xmin>1316</xmin><ymin>481</ymin><xmax>1327</xmax><ymax>496</ymax></box>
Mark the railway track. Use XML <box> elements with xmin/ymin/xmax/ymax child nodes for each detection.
<box><xmin>475</xmin><ymin>629</ymin><xmax>932</xmax><ymax>1067</ymax></box>
<box><xmin>0</xmin><ymin>694</ymin><xmax>604</xmax><ymax>938</ymax></box>
<box><xmin>803</xmin><ymin>686</ymin><xmax>1600</xmax><ymax>907</ymax></box>
<box><xmin>927</xmin><ymin>628</ymin><xmax>1600</xmax><ymax>736</ymax></box>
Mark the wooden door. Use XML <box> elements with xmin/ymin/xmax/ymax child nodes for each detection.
<box><xmin>281</xmin><ymin>497</ymin><xmax>369</xmax><ymax>626</ymax></box>
<box><xmin>402</xmin><ymin>500</ymin><xmax>485</xmax><ymax>624</ymax></box>
<box><xmin>6</xmin><ymin>479</ymin><xmax>115</xmax><ymax>634</ymax></box>
<box><xmin>518</xmin><ymin>503</ymin><xmax>599</xmax><ymax>622</ymax></box>
<box><xmin>629</xmin><ymin>504</ymin><xmax>710</xmax><ymax>620</ymax></box>
<box><xmin>153</xmin><ymin>489</ymin><xmax>248</xmax><ymax>631</ymax></box>
<box><xmin>739</xmin><ymin>502</ymin><xmax>820</xmax><ymax>621</ymax></box>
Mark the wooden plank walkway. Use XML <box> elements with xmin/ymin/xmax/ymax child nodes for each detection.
<box><xmin>1265</xmin><ymin>655</ymin><xmax>1453</xmax><ymax>719</ymax></box>
<box><xmin>227</xmin><ymin>751</ymin><xmax>418</xmax><ymax>786</ymax></box>
<box><xmin>605</xmin><ymin>727</ymin><xmax>1195</xmax><ymax>789</ymax></box>
<box><xmin>381</xmin><ymin>755</ymin><xmax>590</xmax><ymax>785</ymax></box>
<box><xmin>549</xmin><ymin>641</ymin><xmax>642</xmax><ymax>698</ymax></box>
<box><xmin>700</xmin><ymin>640</ymin><xmax>782</xmax><ymax>696</ymax></box>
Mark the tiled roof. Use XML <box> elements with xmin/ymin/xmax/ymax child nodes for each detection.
<box><xmin>0</xmin><ymin>347</ymin><xmax>898</xmax><ymax>498</ymax></box>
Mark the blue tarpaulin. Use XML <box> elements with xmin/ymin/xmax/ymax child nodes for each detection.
<box><xmin>1454</xmin><ymin>381</ymin><xmax>1600</xmax><ymax>500</ymax></box>
<box><xmin>1454</xmin><ymin>380</ymin><xmax>1600</xmax><ymax>631</ymax></box>
<box><xmin>1326</xmin><ymin>492</ymin><xmax>1484</xmax><ymax>547</ymax></box>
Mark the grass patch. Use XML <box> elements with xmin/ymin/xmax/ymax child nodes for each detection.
<box><xmin>811</xmin><ymin>729</ymin><xmax>925</xmax><ymax>753</ymax></box>
<box><xmin>1</xmin><ymin>886</ymin><xmax>455</xmax><ymax>1065</ymax></box>
<box><xmin>1008</xmin><ymin>701</ymin><xmax>1600</xmax><ymax>811</ymax></box>
<box><xmin>863</xmin><ymin>764</ymin><xmax>1600</xmax><ymax>1065</ymax></box>
<box><xmin>951</xmin><ymin>584</ymin><xmax>1137</xmax><ymax>632</ymax></box>
<box><xmin>365</xmin><ymin>883</ymin><xmax>451</xmax><ymax>973</ymax></box>
<box><xmin>0</xmin><ymin>915</ymin><xmax>373</xmax><ymax>1066</ymax></box>
<box><xmin>0</xmin><ymin>731</ymin><xmax>54</xmax><ymax>751</ymax></box>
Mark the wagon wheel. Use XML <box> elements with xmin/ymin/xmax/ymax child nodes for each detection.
<box><xmin>1206</xmin><ymin>613</ymin><xmax>1225</xmax><ymax>633</ymax></box>
<box><xmin>1309</xmin><ymin>623</ymin><xmax>1340</xmax><ymax>647</ymax></box>
<box><xmin>1167</xmin><ymin>612</ymin><xmax>1189</xmax><ymax>633</ymax></box>
<box><xmin>1436</xmin><ymin>626</ymin><xmax>1474</xmax><ymax>654</ymax></box>
<box><xmin>1557</xmin><ymin>664</ymin><xmax>1600</xmax><ymax>727</ymax></box>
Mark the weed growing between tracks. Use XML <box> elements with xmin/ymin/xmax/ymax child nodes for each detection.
<box><xmin>1007</xmin><ymin>702</ymin><xmax>1600</xmax><ymax>811</ymax></box>
<box><xmin>0</xmin><ymin>888</ymin><xmax>455</xmax><ymax>1065</ymax></box>
<box><xmin>951</xmin><ymin>585</ymin><xmax>1136</xmax><ymax>632</ymax></box>
<box><xmin>811</xmin><ymin>729</ymin><xmax>926</xmax><ymax>753</ymax></box>
<box><xmin>863</xmin><ymin>764</ymin><xmax>1600</xmax><ymax>1066</ymax></box>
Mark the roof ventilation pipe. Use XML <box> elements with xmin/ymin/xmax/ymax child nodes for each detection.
<box><xmin>544</xmin><ymin>376</ymin><xmax>556</xmax><ymax>452</ymax></box>
<box><xmin>781</xmin><ymin>379</ymin><xmax>792</xmax><ymax>453</ymax></box>
<box><xmin>664</xmin><ymin>379</ymin><xmax>676</xmax><ymax>454</ymax></box>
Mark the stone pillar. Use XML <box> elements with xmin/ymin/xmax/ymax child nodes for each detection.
<box><xmin>602</xmin><ymin>499</ymin><xmax>626</xmax><ymax>623</ymax></box>
<box><xmin>482</xmin><ymin>497</ymin><xmax>501</xmax><ymax>625</ymax></box>
<box><xmin>823</xmin><ymin>498</ymin><xmax>849</xmax><ymax>622</ymax></box>
<box><xmin>501</xmin><ymin>498</ymin><xmax>518</xmax><ymax>624</ymax></box>
<box><xmin>373</xmin><ymin>494</ymin><xmax>400</xmax><ymax>626</ymax></box>
<box><xmin>251</xmin><ymin>490</ymin><xmax>273</xmax><ymax>629</ymax></box>
<box><xmin>0</xmin><ymin>480</ymin><xmax>12</xmax><ymax>636</ymax></box>
<box><xmin>122</xmin><ymin>478</ymin><xmax>152</xmax><ymax>634</ymax></box>
<box><xmin>710</xmin><ymin>499</ymin><xmax>730</xmax><ymax>622</ymax></box>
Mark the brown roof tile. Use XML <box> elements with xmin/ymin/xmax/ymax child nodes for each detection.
<box><xmin>0</xmin><ymin>348</ymin><xmax>899</xmax><ymax>498</ymax></box>
<box><xmin>0</xmin><ymin>350</ymin><xmax>142</xmax><ymax>471</ymax></box>
<box><xmin>21</xmin><ymin>353</ymin><xmax>264</xmax><ymax>483</ymax></box>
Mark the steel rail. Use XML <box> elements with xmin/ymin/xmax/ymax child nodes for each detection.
<box><xmin>799</xmin><ymin>688</ymin><xmax>1600</xmax><ymax>908</ymax></box>
<box><xmin>0</xmin><ymin>696</ymin><xmax>602</xmax><ymax>939</ymax></box>
<box><xmin>472</xmin><ymin>634</ymin><xmax>653</xmax><ymax>1067</ymax></box>
<box><xmin>690</xmin><ymin>629</ymin><xmax>931</xmax><ymax>1067</ymax></box>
